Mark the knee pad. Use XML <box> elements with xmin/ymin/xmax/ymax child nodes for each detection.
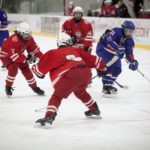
<box><xmin>20</xmin><ymin>65</ymin><xmax>29</xmax><ymax>71</ymax></box>
<box><xmin>7</xmin><ymin>63</ymin><xmax>18</xmax><ymax>74</ymax></box>
<box><xmin>74</xmin><ymin>90</ymin><xmax>87</xmax><ymax>99</ymax></box>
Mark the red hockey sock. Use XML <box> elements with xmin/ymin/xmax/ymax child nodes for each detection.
<box><xmin>74</xmin><ymin>90</ymin><xmax>95</xmax><ymax>110</ymax></box>
<box><xmin>21</xmin><ymin>67</ymin><xmax>37</xmax><ymax>88</ymax></box>
<box><xmin>45</xmin><ymin>94</ymin><xmax>62</xmax><ymax>118</ymax></box>
<box><xmin>6</xmin><ymin>63</ymin><xmax>18</xmax><ymax>87</ymax></box>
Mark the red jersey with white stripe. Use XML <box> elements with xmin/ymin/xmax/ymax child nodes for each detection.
<box><xmin>32</xmin><ymin>46</ymin><xmax>105</xmax><ymax>87</ymax></box>
<box><xmin>62</xmin><ymin>18</ymin><xmax>93</xmax><ymax>50</ymax></box>
<box><xmin>0</xmin><ymin>33</ymin><xmax>43</xmax><ymax>63</ymax></box>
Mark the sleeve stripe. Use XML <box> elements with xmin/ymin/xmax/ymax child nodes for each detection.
<box><xmin>86</xmin><ymin>35</ymin><xmax>93</xmax><ymax>38</ymax></box>
<box><xmin>10</xmin><ymin>53</ymin><xmax>18</xmax><ymax>59</ymax></box>
<box><xmin>84</xmin><ymin>39</ymin><xmax>93</xmax><ymax>41</ymax></box>
<box><xmin>95</xmin><ymin>57</ymin><xmax>100</xmax><ymax>66</ymax></box>
<box><xmin>0</xmin><ymin>50</ymin><xmax>8</xmax><ymax>56</ymax></box>
<box><xmin>12</xmin><ymin>55</ymin><xmax>19</xmax><ymax>62</ymax></box>
<box><xmin>95</xmin><ymin>57</ymin><xmax>102</xmax><ymax>69</ymax></box>
<box><xmin>30</xmin><ymin>47</ymin><xmax>40</xmax><ymax>55</ymax></box>
<box><xmin>33</xmin><ymin>64</ymin><xmax>44</xmax><ymax>77</ymax></box>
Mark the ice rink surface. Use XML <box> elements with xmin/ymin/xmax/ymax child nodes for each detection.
<box><xmin>0</xmin><ymin>35</ymin><xmax>150</xmax><ymax>150</ymax></box>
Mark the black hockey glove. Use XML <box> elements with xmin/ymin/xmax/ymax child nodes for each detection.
<box><xmin>26</xmin><ymin>54</ymin><xmax>37</xmax><ymax>64</ymax></box>
<box><xmin>97</xmin><ymin>69</ymin><xmax>107</xmax><ymax>77</ymax></box>
<box><xmin>83</xmin><ymin>46</ymin><xmax>91</xmax><ymax>53</ymax></box>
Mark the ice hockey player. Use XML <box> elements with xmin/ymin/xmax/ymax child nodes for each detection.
<box><xmin>96</xmin><ymin>20</ymin><xmax>138</xmax><ymax>97</ymax></box>
<box><xmin>32</xmin><ymin>32</ymin><xmax>107</xmax><ymax>128</ymax></box>
<box><xmin>0</xmin><ymin>7</ymin><xmax>9</xmax><ymax>68</ymax></box>
<box><xmin>0</xmin><ymin>22</ymin><xmax>45</xmax><ymax>96</ymax></box>
<box><xmin>62</xmin><ymin>6</ymin><xmax>93</xmax><ymax>53</ymax></box>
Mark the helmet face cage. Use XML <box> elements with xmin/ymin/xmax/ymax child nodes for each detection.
<box><xmin>57</xmin><ymin>33</ymin><xmax>73</xmax><ymax>47</ymax></box>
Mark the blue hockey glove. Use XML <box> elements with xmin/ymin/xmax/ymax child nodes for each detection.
<box><xmin>129</xmin><ymin>59</ymin><xmax>138</xmax><ymax>71</ymax></box>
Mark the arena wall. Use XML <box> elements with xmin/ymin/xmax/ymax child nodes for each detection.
<box><xmin>8</xmin><ymin>14</ymin><xmax>150</xmax><ymax>50</ymax></box>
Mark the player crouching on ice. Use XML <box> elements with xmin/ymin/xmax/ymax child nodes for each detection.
<box><xmin>32</xmin><ymin>32</ymin><xmax>107</xmax><ymax>128</ymax></box>
<box><xmin>0</xmin><ymin>22</ymin><xmax>45</xmax><ymax>96</ymax></box>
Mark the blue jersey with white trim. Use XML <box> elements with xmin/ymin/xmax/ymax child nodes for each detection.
<box><xmin>96</xmin><ymin>27</ymin><xmax>135</xmax><ymax>62</ymax></box>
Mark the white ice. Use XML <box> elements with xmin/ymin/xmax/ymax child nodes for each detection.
<box><xmin>0</xmin><ymin>35</ymin><xmax>150</xmax><ymax>150</ymax></box>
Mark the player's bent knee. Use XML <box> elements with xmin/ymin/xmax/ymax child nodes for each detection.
<box><xmin>7</xmin><ymin>63</ymin><xmax>18</xmax><ymax>74</ymax></box>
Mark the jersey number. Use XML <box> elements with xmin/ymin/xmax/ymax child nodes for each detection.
<box><xmin>66</xmin><ymin>55</ymin><xmax>82</xmax><ymax>62</ymax></box>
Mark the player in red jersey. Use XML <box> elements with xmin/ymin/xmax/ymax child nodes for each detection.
<box><xmin>0</xmin><ymin>22</ymin><xmax>44</xmax><ymax>96</ymax></box>
<box><xmin>99</xmin><ymin>0</ymin><xmax>115</xmax><ymax>17</ymax></box>
<box><xmin>62</xmin><ymin>6</ymin><xmax>93</xmax><ymax>53</ymax></box>
<box><xmin>32</xmin><ymin>32</ymin><xmax>107</xmax><ymax>128</ymax></box>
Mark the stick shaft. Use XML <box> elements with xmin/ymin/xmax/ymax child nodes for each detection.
<box><xmin>137</xmin><ymin>69</ymin><xmax>150</xmax><ymax>83</ymax></box>
<box><xmin>114</xmin><ymin>81</ymin><xmax>123</xmax><ymax>88</ymax></box>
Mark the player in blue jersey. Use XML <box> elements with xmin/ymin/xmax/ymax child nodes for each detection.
<box><xmin>0</xmin><ymin>7</ymin><xmax>9</xmax><ymax>68</ymax></box>
<box><xmin>96</xmin><ymin>20</ymin><xmax>138</xmax><ymax>97</ymax></box>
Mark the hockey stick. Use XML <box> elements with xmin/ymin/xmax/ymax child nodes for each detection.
<box><xmin>137</xmin><ymin>69</ymin><xmax>150</xmax><ymax>83</ymax></box>
<box><xmin>35</xmin><ymin>106</ymin><xmax>47</xmax><ymax>112</ymax></box>
<box><xmin>91</xmin><ymin>75</ymin><xmax>129</xmax><ymax>89</ymax></box>
<box><xmin>114</xmin><ymin>81</ymin><xmax>129</xmax><ymax>89</ymax></box>
<box><xmin>91</xmin><ymin>75</ymin><xmax>98</xmax><ymax>80</ymax></box>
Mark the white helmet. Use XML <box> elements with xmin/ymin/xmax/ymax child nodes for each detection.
<box><xmin>57</xmin><ymin>32</ymin><xmax>73</xmax><ymax>47</ymax></box>
<box><xmin>73</xmin><ymin>6</ymin><xmax>84</xmax><ymax>14</ymax></box>
<box><xmin>16</xmin><ymin>22</ymin><xmax>31</xmax><ymax>34</ymax></box>
<box><xmin>104</xmin><ymin>0</ymin><xmax>112</xmax><ymax>3</ymax></box>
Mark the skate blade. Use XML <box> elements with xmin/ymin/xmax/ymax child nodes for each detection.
<box><xmin>6</xmin><ymin>95</ymin><xmax>12</xmax><ymax>98</ymax></box>
<box><xmin>102</xmin><ymin>93</ymin><xmax>111</xmax><ymax>98</ymax></box>
<box><xmin>37</xmin><ymin>94</ymin><xmax>46</xmax><ymax>96</ymax></box>
<box><xmin>34</xmin><ymin>122</ymin><xmax>52</xmax><ymax>129</ymax></box>
<box><xmin>111</xmin><ymin>91</ymin><xmax>117</xmax><ymax>94</ymax></box>
<box><xmin>86</xmin><ymin>115</ymin><xmax>102</xmax><ymax>119</ymax></box>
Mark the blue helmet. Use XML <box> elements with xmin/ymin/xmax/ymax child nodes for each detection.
<box><xmin>122</xmin><ymin>20</ymin><xmax>135</xmax><ymax>30</ymax></box>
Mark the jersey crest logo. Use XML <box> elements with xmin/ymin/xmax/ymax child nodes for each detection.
<box><xmin>75</xmin><ymin>31</ymin><xmax>82</xmax><ymax>38</ymax></box>
<box><xmin>12</xmin><ymin>36</ymin><xmax>18</xmax><ymax>42</ymax></box>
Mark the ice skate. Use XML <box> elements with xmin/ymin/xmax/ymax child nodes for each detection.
<box><xmin>35</xmin><ymin>113</ymin><xmax>57</xmax><ymax>128</ymax></box>
<box><xmin>109</xmin><ymin>85</ymin><xmax>117</xmax><ymax>94</ymax></box>
<box><xmin>5</xmin><ymin>86</ymin><xmax>14</xmax><ymax>96</ymax></box>
<box><xmin>102</xmin><ymin>85</ymin><xmax>117</xmax><ymax>98</ymax></box>
<box><xmin>85</xmin><ymin>103</ymin><xmax>102</xmax><ymax>119</ymax></box>
<box><xmin>32</xmin><ymin>87</ymin><xmax>45</xmax><ymax>95</ymax></box>
<box><xmin>102</xmin><ymin>85</ymin><xmax>111</xmax><ymax>98</ymax></box>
